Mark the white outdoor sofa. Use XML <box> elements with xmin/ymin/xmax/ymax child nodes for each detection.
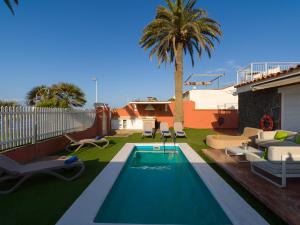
<box><xmin>246</xmin><ymin>142</ymin><xmax>300</xmax><ymax>187</ymax></box>
<box><xmin>255</xmin><ymin>130</ymin><xmax>298</xmax><ymax>148</ymax></box>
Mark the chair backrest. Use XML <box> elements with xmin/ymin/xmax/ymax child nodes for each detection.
<box><xmin>64</xmin><ymin>134</ymin><xmax>78</xmax><ymax>143</ymax></box>
<box><xmin>160</xmin><ymin>122</ymin><xmax>169</xmax><ymax>132</ymax></box>
<box><xmin>143</xmin><ymin>122</ymin><xmax>153</xmax><ymax>132</ymax></box>
<box><xmin>174</xmin><ymin>122</ymin><xmax>183</xmax><ymax>132</ymax></box>
<box><xmin>0</xmin><ymin>154</ymin><xmax>21</xmax><ymax>174</ymax></box>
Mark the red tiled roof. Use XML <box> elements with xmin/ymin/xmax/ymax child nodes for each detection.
<box><xmin>235</xmin><ymin>64</ymin><xmax>300</xmax><ymax>88</ymax></box>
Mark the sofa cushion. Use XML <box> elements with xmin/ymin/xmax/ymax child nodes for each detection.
<box><xmin>258</xmin><ymin>131</ymin><xmax>276</xmax><ymax>140</ymax></box>
<box><xmin>280</xmin><ymin>130</ymin><xmax>298</xmax><ymax>139</ymax></box>
<box><xmin>268</xmin><ymin>144</ymin><xmax>300</xmax><ymax>161</ymax></box>
<box><xmin>274</xmin><ymin>131</ymin><xmax>289</xmax><ymax>141</ymax></box>
<box><xmin>261</xmin><ymin>148</ymin><xmax>268</xmax><ymax>160</ymax></box>
<box><xmin>296</xmin><ymin>135</ymin><xmax>300</xmax><ymax>145</ymax></box>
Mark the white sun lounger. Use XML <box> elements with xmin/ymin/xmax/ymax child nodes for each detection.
<box><xmin>160</xmin><ymin>122</ymin><xmax>171</xmax><ymax>138</ymax></box>
<box><xmin>142</xmin><ymin>123</ymin><xmax>154</xmax><ymax>138</ymax></box>
<box><xmin>0</xmin><ymin>154</ymin><xmax>85</xmax><ymax>194</ymax></box>
<box><xmin>64</xmin><ymin>134</ymin><xmax>109</xmax><ymax>152</ymax></box>
<box><xmin>174</xmin><ymin>122</ymin><xmax>186</xmax><ymax>137</ymax></box>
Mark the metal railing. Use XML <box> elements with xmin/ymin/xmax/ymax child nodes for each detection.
<box><xmin>217</xmin><ymin>103</ymin><xmax>239</xmax><ymax>110</ymax></box>
<box><xmin>0</xmin><ymin>107</ymin><xmax>96</xmax><ymax>151</ymax></box>
<box><xmin>236</xmin><ymin>62</ymin><xmax>300</xmax><ymax>84</ymax></box>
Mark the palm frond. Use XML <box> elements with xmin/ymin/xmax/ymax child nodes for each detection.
<box><xmin>3</xmin><ymin>0</ymin><xmax>19</xmax><ymax>15</ymax></box>
<box><xmin>140</xmin><ymin>0</ymin><xmax>222</xmax><ymax>67</ymax></box>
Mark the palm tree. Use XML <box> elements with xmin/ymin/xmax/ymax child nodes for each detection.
<box><xmin>140</xmin><ymin>0</ymin><xmax>222</xmax><ymax>123</ymax></box>
<box><xmin>51</xmin><ymin>83</ymin><xmax>86</xmax><ymax>108</ymax></box>
<box><xmin>26</xmin><ymin>83</ymin><xmax>86</xmax><ymax>108</ymax></box>
<box><xmin>26</xmin><ymin>85</ymin><xmax>50</xmax><ymax>106</ymax></box>
<box><xmin>0</xmin><ymin>100</ymin><xmax>18</xmax><ymax>107</ymax></box>
<box><xmin>3</xmin><ymin>0</ymin><xmax>18</xmax><ymax>15</ymax></box>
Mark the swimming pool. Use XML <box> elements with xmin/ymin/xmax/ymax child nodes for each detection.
<box><xmin>95</xmin><ymin>145</ymin><xmax>231</xmax><ymax>224</ymax></box>
<box><xmin>56</xmin><ymin>143</ymin><xmax>268</xmax><ymax>225</ymax></box>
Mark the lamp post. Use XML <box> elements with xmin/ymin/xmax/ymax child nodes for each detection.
<box><xmin>91</xmin><ymin>77</ymin><xmax>98</xmax><ymax>103</ymax></box>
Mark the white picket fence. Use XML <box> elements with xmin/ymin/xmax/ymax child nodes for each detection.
<box><xmin>0</xmin><ymin>106</ymin><xmax>96</xmax><ymax>151</ymax></box>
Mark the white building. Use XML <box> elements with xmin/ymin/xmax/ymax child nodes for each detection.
<box><xmin>236</xmin><ymin>62</ymin><xmax>300</xmax><ymax>131</ymax></box>
<box><xmin>183</xmin><ymin>85</ymin><xmax>238</xmax><ymax>110</ymax></box>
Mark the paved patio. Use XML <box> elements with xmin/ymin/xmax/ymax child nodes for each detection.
<box><xmin>202</xmin><ymin>148</ymin><xmax>300</xmax><ymax>225</ymax></box>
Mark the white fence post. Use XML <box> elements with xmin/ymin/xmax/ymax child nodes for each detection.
<box><xmin>0</xmin><ymin>106</ymin><xmax>96</xmax><ymax>151</ymax></box>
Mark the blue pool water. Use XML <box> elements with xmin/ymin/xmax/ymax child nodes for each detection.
<box><xmin>94</xmin><ymin>146</ymin><xmax>232</xmax><ymax>224</ymax></box>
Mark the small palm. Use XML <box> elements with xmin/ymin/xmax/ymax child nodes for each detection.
<box><xmin>52</xmin><ymin>83</ymin><xmax>87</xmax><ymax>108</ymax></box>
<box><xmin>26</xmin><ymin>83</ymin><xmax>86</xmax><ymax>108</ymax></box>
<box><xmin>26</xmin><ymin>85</ymin><xmax>50</xmax><ymax>106</ymax></box>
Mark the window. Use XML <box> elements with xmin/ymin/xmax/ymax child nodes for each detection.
<box><xmin>123</xmin><ymin>120</ymin><xmax>127</xmax><ymax>129</ymax></box>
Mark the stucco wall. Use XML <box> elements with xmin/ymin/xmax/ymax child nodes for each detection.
<box><xmin>112</xmin><ymin>100</ymin><xmax>238</xmax><ymax>130</ymax></box>
<box><xmin>182</xmin><ymin>101</ymin><xmax>238</xmax><ymax>129</ymax></box>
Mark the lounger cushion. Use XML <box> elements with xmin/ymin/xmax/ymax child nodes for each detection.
<box><xmin>21</xmin><ymin>159</ymin><xmax>83</xmax><ymax>174</ymax></box>
<box><xmin>256</xmin><ymin>139</ymin><xmax>284</xmax><ymax>147</ymax></box>
<box><xmin>0</xmin><ymin>155</ymin><xmax>22</xmax><ymax>175</ymax></box>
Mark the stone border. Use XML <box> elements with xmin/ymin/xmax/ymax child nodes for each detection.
<box><xmin>56</xmin><ymin>143</ymin><xmax>268</xmax><ymax>225</ymax></box>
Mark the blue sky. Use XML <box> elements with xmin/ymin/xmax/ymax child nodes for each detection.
<box><xmin>0</xmin><ymin>0</ymin><xmax>299</xmax><ymax>108</ymax></box>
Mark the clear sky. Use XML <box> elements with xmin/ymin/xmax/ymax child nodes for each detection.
<box><xmin>0</xmin><ymin>0</ymin><xmax>299</xmax><ymax>108</ymax></box>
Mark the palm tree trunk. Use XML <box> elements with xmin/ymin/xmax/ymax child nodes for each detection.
<box><xmin>174</xmin><ymin>42</ymin><xmax>184</xmax><ymax>123</ymax></box>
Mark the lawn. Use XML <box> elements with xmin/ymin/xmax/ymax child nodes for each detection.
<box><xmin>0</xmin><ymin>129</ymin><xmax>286</xmax><ymax>225</ymax></box>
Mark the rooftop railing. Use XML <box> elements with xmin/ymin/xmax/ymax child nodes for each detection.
<box><xmin>236</xmin><ymin>62</ymin><xmax>300</xmax><ymax>84</ymax></box>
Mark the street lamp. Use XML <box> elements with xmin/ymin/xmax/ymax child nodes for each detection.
<box><xmin>91</xmin><ymin>77</ymin><xmax>98</xmax><ymax>103</ymax></box>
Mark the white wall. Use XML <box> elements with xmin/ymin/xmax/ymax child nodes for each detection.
<box><xmin>186</xmin><ymin>86</ymin><xmax>238</xmax><ymax>110</ymax></box>
<box><xmin>279</xmin><ymin>84</ymin><xmax>300</xmax><ymax>132</ymax></box>
<box><xmin>111</xmin><ymin>118</ymin><xmax>143</xmax><ymax>130</ymax></box>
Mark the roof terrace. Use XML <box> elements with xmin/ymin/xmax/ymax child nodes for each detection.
<box><xmin>236</xmin><ymin>62</ymin><xmax>300</xmax><ymax>84</ymax></box>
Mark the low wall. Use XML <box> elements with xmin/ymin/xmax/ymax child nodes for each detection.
<box><xmin>112</xmin><ymin>101</ymin><xmax>238</xmax><ymax>130</ymax></box>
<box><xmin>3</xmin><ymin>106</ymin><xmax>111</xmax><ymax>163</ymax></box>
<box><xmin>162</xmin><ymin>101</ymin><xmax>238</xmax><ymax>129</ymax></box>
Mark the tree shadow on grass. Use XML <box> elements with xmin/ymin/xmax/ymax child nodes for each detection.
<box><xmin>0</xmin><ymin>158</ymin><xmax>110</xmax><ymax>225</ymax></box>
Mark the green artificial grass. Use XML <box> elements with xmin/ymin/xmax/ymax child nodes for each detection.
<box><xmin>0</xmin><ymin>129</ymin><xmax>287</xmax><ymax>225</ymax></box>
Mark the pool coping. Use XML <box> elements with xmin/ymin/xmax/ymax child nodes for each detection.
<box><xmin>56</xmin><ymin>143</ymin><xmax>268</xmax><ymax>225</ymax></box>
